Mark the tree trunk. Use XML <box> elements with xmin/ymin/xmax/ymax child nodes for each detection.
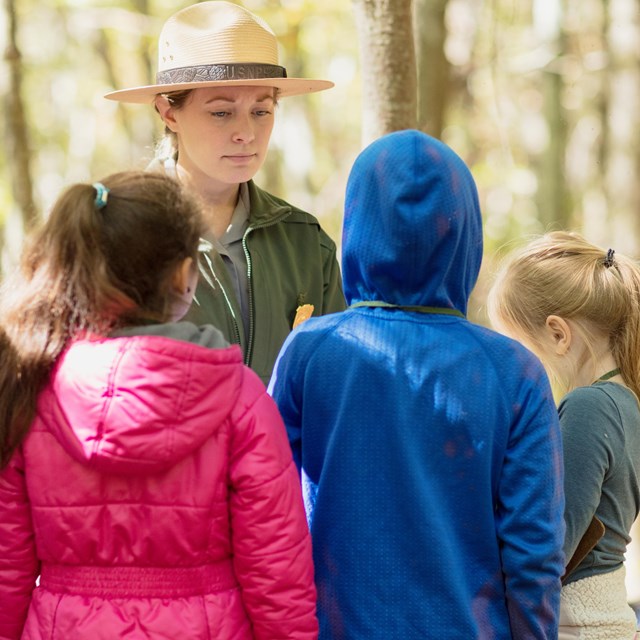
<box><xmin>540</xmin><ymin>66</ymin><xmax>569</xmax><ymax>228</ymax></box>
<box><xmin>604</xmin><ymin>0</ymin><xmax>640</xmax><ymax>255</ymax></box>
<box><xmin>413</xmin><ymin>0</ymin><xmax>449</xmax><ymax>138</ymax></box>
<box><xmin>534</xmin><ymin>0</ymin><xmax>570</xmax><ymax>229</ymax></box>
<box><xmin>352</xmin><ymin>0</ymin><xmax>417</xmax><ymax>146</ymax></box>
<box><xmin>3</xmin><ymin>0</ymin><xmax>38</xmax><ymax>233</ymax></box>
<box><xmin>580</xmin><ymin>0</ymin><xmax>611</xmax><ymax>246</ymax></box>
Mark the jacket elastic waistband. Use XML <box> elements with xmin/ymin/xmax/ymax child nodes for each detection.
<box><xmin>40</xmin><ymin>561</ymin><xmax>238</xmax><ymax>598</ymax></box>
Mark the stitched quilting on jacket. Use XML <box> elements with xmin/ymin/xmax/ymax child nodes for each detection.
<box><xmin>0</xmin><ymin>323</ymin><xmax>317</xmax><ymax>640</ymax></box>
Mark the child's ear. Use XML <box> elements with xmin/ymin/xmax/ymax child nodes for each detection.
<box><xmin>545</xmin><ymin>315</ymin><xmax>572</xmax><ymax>355</ymax></box>
<box><xmin>171</xmin><ymin>257</ymin><xmax>194</xmax><ymax>295</ymax></box>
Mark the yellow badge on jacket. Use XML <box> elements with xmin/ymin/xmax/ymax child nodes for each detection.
<box><xmin>293</xmin><ymin>304</ymin><xmax>314</xmax><ymax>329</ymax></box>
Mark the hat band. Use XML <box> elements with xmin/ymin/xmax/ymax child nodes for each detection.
<box><xmin>156</xmin><ymin>63</ymin><xmax>288</xmax><ymax>87</ymax></box>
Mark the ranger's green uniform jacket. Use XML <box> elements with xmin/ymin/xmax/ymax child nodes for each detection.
<box><xmin>184</xmin><ymin>180</ymin><xmax>346</xmax><ymax>385</ymax></box>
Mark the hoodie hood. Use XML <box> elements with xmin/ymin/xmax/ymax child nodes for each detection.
<box><xmin>37</xmin><ymin>326</ymin><xmax>243</xmax><ymax>476</ymax></box>
<box><xmin>342</xmin><ymin>129</ymin><xmax>483</xmax><ymax>315</ymax></box>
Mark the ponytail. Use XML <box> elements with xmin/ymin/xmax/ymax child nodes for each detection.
<box><xmin>608</xmin><ymin>253</ymin><xmax>640</xmax><ymax>400</ymax></box>
<box><xmin>0</xmin><ymin>171</ymin><xmax>203</xmax><ymax>468</ymax></box>
<box><xmin>0</xmin><ymin>183</ymin><xmax>106</xmax><ymax>468</ymax></box>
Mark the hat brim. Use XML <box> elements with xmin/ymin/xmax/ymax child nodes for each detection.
<box><xmin>105</xmin><ymin>77</ymin><xmax>334</xmax><ymax>103</ymax></box>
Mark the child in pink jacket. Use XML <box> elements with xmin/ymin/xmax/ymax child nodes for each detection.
<box><xmin>0</xmin><ymin>171</ymin><xmax>318</xmax><ymax>639</ymax></box>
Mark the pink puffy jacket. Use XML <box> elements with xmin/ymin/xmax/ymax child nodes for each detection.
<box><xmin>0</xmin><ymin>332</ymin><xmax>318</xmax><ymax>639</ymax></box>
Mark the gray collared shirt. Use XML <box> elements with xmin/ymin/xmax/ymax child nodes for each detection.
<box><xmin>204</xmin><ymin>183</ymin><xmax>250</xmax><ymax>339</ymax></box>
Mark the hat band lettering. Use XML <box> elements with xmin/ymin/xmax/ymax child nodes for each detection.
<box><xmin>157</xmin><ymin>63</ymin><xmax>288</xmax><ymax>86</ymax></box>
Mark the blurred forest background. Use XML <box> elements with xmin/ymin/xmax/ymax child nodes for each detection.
<box><xmin>3</xmin><ymin>0</ymin><xmax>640</xmax><ymax>299</ymax></box>
<box><xmin>3</xmin><ymin>0</ymin><xmax>640</xmax><ymax>599</ymax></box>
<box><xmin>4</xmin><ymin>0</ymin><xmax>640</xmax><ymax>318</ymax></box>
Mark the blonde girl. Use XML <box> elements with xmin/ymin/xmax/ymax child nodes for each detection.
<box><xmin>488</xmin><ymin>230</ymin><xmax>640</xmax><ymax>640</ymax></box>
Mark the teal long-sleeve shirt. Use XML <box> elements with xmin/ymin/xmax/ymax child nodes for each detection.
<box><xmin>559</xmin><ymin>381</ymin><xmax>640</xmax><ymax>585</ymax></box>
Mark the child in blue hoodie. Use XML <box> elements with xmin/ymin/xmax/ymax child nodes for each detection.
<box><xmin>269</xmin><ymin>129</ymin><xmax>565</xmax><ymax>639</ymax></box>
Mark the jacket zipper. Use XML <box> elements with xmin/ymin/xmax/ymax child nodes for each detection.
<box><xmin>242</xmin><ymin>211</ymin><xmax>291</xmax><ymax>367</ymax></box>
<box><xmin>199</xmin><ymin>250</ymin><xmax>242</xmax><ymax>347</ymax></box>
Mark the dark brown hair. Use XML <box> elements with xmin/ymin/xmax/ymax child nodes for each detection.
<box><xmin>0</xmin><ymin>170</ymin><xmax>204</xmax><ymax>468</ymax></box>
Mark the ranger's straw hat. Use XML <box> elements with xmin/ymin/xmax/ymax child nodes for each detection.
<box><xmin>105</xmin><ymin>1</ymin><xmax>334</xmax><ymax>103</ymax></box>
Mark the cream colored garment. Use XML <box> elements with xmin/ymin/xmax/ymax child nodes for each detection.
<box><xmin>559</xmin><ymin>566</ymin><xmax>638</xmax><ymax>639</ymax></box>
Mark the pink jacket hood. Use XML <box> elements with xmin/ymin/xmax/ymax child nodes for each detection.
<box><xmin>39</xmin><ymin>332</ymin><xmax>244</xmax><ymax>475</ymax></box>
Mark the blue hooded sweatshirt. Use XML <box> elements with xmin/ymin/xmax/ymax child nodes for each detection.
<box><xmin>269</xmin><ymin>130</ymin><xmax>565</xmax><ymax>639</ymax></box>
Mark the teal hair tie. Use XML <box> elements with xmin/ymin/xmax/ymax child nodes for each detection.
<box><xmin>92</xmin><ymin>182</ymin><xmax>109</xmax><ymax>209</ymax></box>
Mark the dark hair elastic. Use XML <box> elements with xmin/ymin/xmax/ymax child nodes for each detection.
<box><xmin>603</xmin><ymin>248</ymin><xmax>615</xmax><ymax>268</ymax></box>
